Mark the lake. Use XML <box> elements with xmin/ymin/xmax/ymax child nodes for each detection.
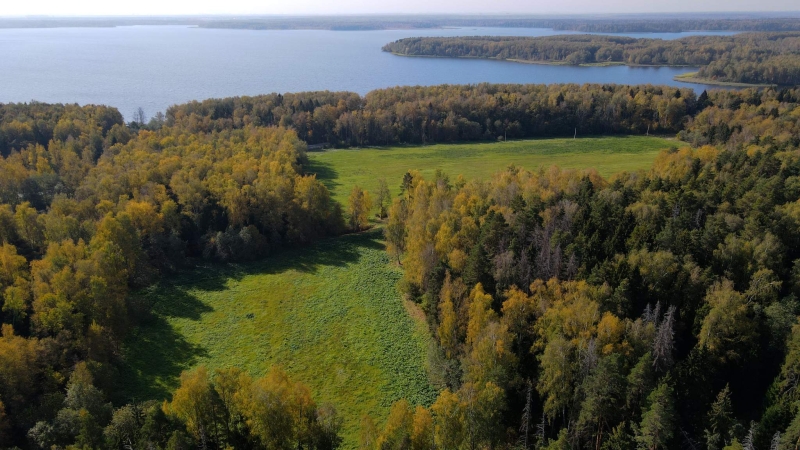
<box><xmin>0</xmin><ymin>26</ymin><xmax>736</xmax><ymax>120</ymax></box>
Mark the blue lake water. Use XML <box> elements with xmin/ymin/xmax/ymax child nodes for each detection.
<box><xmin>0</xmin><ymin>26</ymin><xmax>737</xmax><ymax>120</ymax></box>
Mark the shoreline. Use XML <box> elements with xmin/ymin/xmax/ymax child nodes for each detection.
<box><xmin>673</xmin><ymin>71</ymin><xmax>776</xmax><ymax>88</ymax></box>
<box><xmin>389</xmin><ymin>52</ymin><xmax>694</xmax><ymax>68</ymax></box>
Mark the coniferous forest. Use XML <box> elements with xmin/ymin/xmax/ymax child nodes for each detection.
<box><xmin>1</xmin><ymin>83</ymin><xmax>800</xmax><ymax>449</ymax></box>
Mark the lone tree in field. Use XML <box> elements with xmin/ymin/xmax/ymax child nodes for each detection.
<box><xmin>348</xmin><ymin>185</ymin><xmax>371</xmax><ymax>231</ymax></box>
<box><xmin>375</xmin><ymin>178</ymin><xmax>391</xmax><ymax>219</ymax></box>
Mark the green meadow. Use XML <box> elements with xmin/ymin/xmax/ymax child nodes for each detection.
<box><xmin>121</xmin><ymin>135</ymin><xmax>671</xmax><ymax>448</ymax></box>
<box><xmin>120</xmin><ymin>230</ymin><xmax>437</xmax><ymax>447</ymax></box>
<box><xmin>306</xmin><ymin>135</ymin><xmax>675</xmax><ymax>204</ymax></box>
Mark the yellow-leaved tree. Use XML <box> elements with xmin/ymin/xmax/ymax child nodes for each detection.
<box><xmin>348</xmin><ymin>185</ymin><xmax>372</xmax><ymax>231</ymax></box>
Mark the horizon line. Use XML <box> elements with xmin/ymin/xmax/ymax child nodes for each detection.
<box><xmin>3</xmin><ymin>11</ymin><xmax>800</xmax><ymax>18</ymax></box>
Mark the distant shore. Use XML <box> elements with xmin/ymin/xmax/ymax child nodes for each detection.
<box><xmin>673</xmin><ymin>71</ymin><xmax>777</xmax><ymax>88</ymax></box>
<box><xmin>390</xmin><ymin>52</ymin><xmax>695</xmax><ymax>68</ymax></box>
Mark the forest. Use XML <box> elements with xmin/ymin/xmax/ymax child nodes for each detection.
<box><xmin>383</xmin><ymin>33</ymin><xmax>800</xmax><ymax>86</ymax></box>
<box><xmin>0</xmin><ymin>83</ymin><xmax>799</xmax><ymax>449</ymax></box>
<box><xmin>376</xmin><ymin>86</ymin><xmax>800</xmax><ymax>449</ymax></box>
<box><xmin>161</xmin><ymin>84</ymin><xmax>700</xmax><ymax>147</ymax></box>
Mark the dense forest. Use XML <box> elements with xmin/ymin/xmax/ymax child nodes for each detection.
<box><xmin>163</xmin><ymin>84</ymin><xmax>700</xmax><ymax>147</ymax></box>
<box><xmin>377</xmin><ymin>86</ymin><xmax>800</xmax><ymax>449</ymax></box>
<box><xmin>1</xmin><ymin>83</ymin><xmax>800</xmax><ymax>448</ymax></box>
<box><xmin>383</xmin><ymin>33</ymin><xmax>800</xmax><ymax>86</ymax></box>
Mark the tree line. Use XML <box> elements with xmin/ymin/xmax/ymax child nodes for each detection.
<box><xmin>163</xmin><ymin>84</ymin><xmax>701</xmax><ymax>147</ymax></box>
<box><xmin>196</xmin><ymin>17</ymin><xmax>800</xmax><ymax>33</ymax></box>
<box><xmin>383</xmin><ymin>33</ymin><xmax>800</xmax><ymax>85</ymax></box>
<box><xmin>375</xmin><ymin>87</ymin><xmax>800</xmax><ymax>448</ymax></box>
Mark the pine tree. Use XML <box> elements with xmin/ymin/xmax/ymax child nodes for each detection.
<box><xmin>635</xmin><ymin>381</ymin><xmax>676</xmax><ymax>450</ymax></box>
<box><xmin>705</xmin><ymin>384</ymin><xmax>737</xmax><ymax>450</ymax></box>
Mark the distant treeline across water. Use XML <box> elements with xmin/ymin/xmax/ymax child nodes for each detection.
<box><xmin>384</xmin><ymin>33</ymin><xmax>800</xmax><ymax>86</ymax></box>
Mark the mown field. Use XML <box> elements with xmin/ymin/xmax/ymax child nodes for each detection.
<box><xmin>306</xmin><ymin>135</ymin><xmax>675</xmax><ymax>204</ymax></box>
<box><xmin>120</xmin><ymin>230</ymin><xmax>437</xmax><ymax>448</ymax></box>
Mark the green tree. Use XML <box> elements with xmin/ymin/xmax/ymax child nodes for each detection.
<box><xmin>385</xmin><ymin>198</ymin><xmax>407</xmax><ymax>264</ymax></box>
<box><xmin>460</xmin><ymin>382</ymin><xmax>505</xmax><ymax>450</ymax></box>
<box><xmin>698</xmin><ymin>280</ymin><xmax>757</xmax><ymax>363</ymax></box>
<box><xmin>705</xmin><ymin>384</ymin><xmax>739</xmax><ymax>450</ymax></box>
<box><xmin>635</xmin><ymin>381</ymin><xmax>676</xmax><ymax>450</ymax></box>
<box><xmin>375</xmin><ymin>178</ymin><xmax>391</xmax><ymax>219</ymax></box>
<box><xmin>578</xmin><ymin>354</ymin><xmax>626</xmax><ymax>449</ymax></box>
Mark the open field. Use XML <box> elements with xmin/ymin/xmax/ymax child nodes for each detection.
<box><xmin>119</xmin><ymin>230</ymin><xmax>437</xmax><ymax>448</ymax></box>
<box><xmin>307</xmin><ymin>135</ymin><xmax>675</xmax><ymax>204</ymax></box>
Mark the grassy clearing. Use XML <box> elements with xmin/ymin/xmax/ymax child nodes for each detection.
<box><xmin>119</xmin><ymin>230</ymin><xmax>437</xmax><ymax>448</ymax></box>
<box><xmin>306</xmin><ymin>135</ymin><xmax>675</xmax><ymax>204</ymax></box>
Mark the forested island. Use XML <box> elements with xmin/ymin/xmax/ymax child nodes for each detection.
<box><xmin>2</xmin><ymin>83</ymin><xmax>800</xmax><ymax>449</ymax></box>
<box><xmin>383</xmin><ymin>33</ymin><xmax>800</xmax><ymax>86</ymax></box>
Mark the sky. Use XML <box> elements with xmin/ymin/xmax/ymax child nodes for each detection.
<box><xmin>1</xmin><ymin>0</ymin><xmax>798</xmax><ymax>16</ymax></box>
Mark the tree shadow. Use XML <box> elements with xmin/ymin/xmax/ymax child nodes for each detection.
<box><xmin>243</xmin><ymin>229</ymin><xmax>385</xmax><ymax>276</ymax></box>
<box><xmin>137</xmin><ymin>282</ymin><xmax>216</xmax><ymax>320</ymax></box>
<box><xmin>161</xmin><ymin>229</ymin><xmax>385</xmax><ymax>295</ymax></box>
<box><xmin>113</xmin><ymin>314</ymin><xmax>209</xmax><ymax>403</ymax></box>
<box><xmin>304</xmin><ymin>157</ymin><xmax>341</xmax><ymax>195</ymax></box>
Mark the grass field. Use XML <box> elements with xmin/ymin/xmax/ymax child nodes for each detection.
<box><xmin>119</xmin><ymin>230</ymin><xmax>437</xmax><ymax>448</ymax></box>
<box><xmin>306</xmin><ymin>135</ymin><xmax>675</xmax><ymax>204</ymax></box>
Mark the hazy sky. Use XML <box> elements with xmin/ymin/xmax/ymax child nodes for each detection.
<box><xmin>1</xmin><ymin>0</ymin><xmax>798</xmax><ymax>16</ymax></box>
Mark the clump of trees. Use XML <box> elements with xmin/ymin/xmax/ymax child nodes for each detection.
<box><xmin>383</xmin><ymin>33</ymin><xmax>800</xmax><ymax>85</ymax></box>
<box><xmin>24</xmin><ymin>363</ymin><xmax>341</xmax><ymax>450</ymax></box>
<box><xmin>376</xmin><ymin>93</ymin><xmax>800</xmax><ymax>447</ymax></box>
<box><xmin>162</xmin><ymin>365</ymin><xmax>342</xmax><ymax>450</ymax></box>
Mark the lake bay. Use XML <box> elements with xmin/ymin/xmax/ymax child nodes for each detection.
<box><xmin>0</xmin><ymin>26</ymin><xmax>735</xmax><ymax>119</ymax></box>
